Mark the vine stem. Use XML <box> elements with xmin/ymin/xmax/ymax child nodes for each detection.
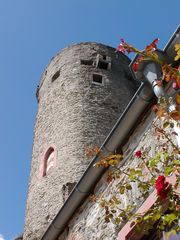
<box><xmin>154</xmin><ymin>124</ymin><xmax>179</xmax><ymax>153</ymax></box>
<box><xmin>123</xmin><ymin>43</ymin><xmax>163</xmax><ymax>64</ymax></box>
<box><xmin>113</xmin><ymin>165</ymin><xmax>152</xmax><ymax>187</ymax></box>
<box><xmin>141</xmin><ymin>157</ymin><xmax>156</xmax><ymax>178</ymax></box>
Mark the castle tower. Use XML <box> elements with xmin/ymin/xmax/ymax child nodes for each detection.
<box><xmin>24</xmin><ymin>42</ymin><xmax>138</xmax><ymax>239</ymax></box>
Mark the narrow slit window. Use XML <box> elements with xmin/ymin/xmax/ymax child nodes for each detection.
<box><xmin>52</xmin><ymin>70</ymin><xmax>60</xmax><ymax>82</ymax></box>
<box><xmin>81</xmin><ymin>60</ymin><xmax>93</xmax><ymax>66</ymax></box>
<box><xmin>92</xmin><ymin>74</ymin><xmax>103</xmax><ymax>85</ymax></box>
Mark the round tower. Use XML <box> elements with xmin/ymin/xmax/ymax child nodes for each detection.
<box><xmin>24</xmin><ymin>42</ymin><xmax>138</xmax><ymax>239</ymax></box>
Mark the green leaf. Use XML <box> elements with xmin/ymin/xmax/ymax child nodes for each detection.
<box><xmin>149</xmin><ymin>154</ymin><xmax>161</xmax><ymax>167</ymax></box>
<box><xmin>111</xmin><ymin>210</ymin><xmax>117</xmax><ymax>213</ymax></box>
<box><xmin>112</xmin><ymin>196</ymin><xmax>121</xmax><ymax>205</ymax></box>
<box><xmin>135</xmin><ymin>170</ymin><xmax>143</xmax><ymax>176</ymax></box>
<box><xmin>119</xmin><ymin>186</ymin><xmax>125</xmax><ymax>194</ymax></box>
<box><xmin>163</xmin><ymin>152</ymin><xmax>169</xmax><ymax>160</ymax></box>
<box><xmin>115</xmin><ymin>217</ymin><xmax>121</xmax><ymax>224</ymax></box>
<box><xmin>164</xmin><ymin>166</ymin><xmax>173</xmax><ymax>176</ymax></box>
<box><xmin>130</xmin><ymin>169</ymin><xmax>136</xmax><ymax>175</ymax></box>
<box><xmin>163</xmin><ymin>213</ymin><xmax>177</xmax><ymax>226</ymax></box>
<box><xmin>152</xmin><ymin>212</ymin><xmax>161</xmax><ymax>221</ymax></box>
<box><xmin>126</xmin><ymin>184</ymin><xmax>132</xmax><ymax>190</ymax></box>
<box><xmin>143</xmin><ymin>214</ymin><xmax>151</xmax><ymax>221</ymax></box>
<box><xmin>163</xmin><ymin>121</ymin><xmax>170</xmax><ymax>128</ymax></box>
<box><xmin>173</xmin><ymin>159</ymin><xmax>180</xmax><ymax>165</ymax></box>
<box><xmin>138</xmin><ymin>182</ymin><xmax>149</xmax><ymax>191</ymax></box>
<box><xmin>152</xmin><ymin>52</ymin><xmax>159</xmax><ymax>61</ymax></box>
<box><xmin>119</xmin><ymin>211</ymin><xmax>126</xmax><ymax>218</ymax></box>
<box><xmin>159</xmin><ymin>224</ymin><xmax>165</xmax><ymax>230</ymax></box>
<box><xmin>170</xmin><ymin>122</ymin><xmax>174</xmax><ymax>128</ymax></box>
<box><xmin>136</xmin><ymin>216</ymin><xmax>143</xmax><ymax>223</ymax></box>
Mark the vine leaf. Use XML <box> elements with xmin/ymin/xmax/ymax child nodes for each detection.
<box><xmin>174</xmin><ymin>44</ymin><xmax>180</xmax><ymax>61</ymax></box>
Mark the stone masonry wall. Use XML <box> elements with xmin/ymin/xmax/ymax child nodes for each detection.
<box><xmin>24</xmin><ymin>42</ymin><xmax>138</xmax><ymax>240</ymax></box>
<box><xmin>62</xmin><ymin>111</ymin><xmax>177</xmax><ymax>240</ymax></box>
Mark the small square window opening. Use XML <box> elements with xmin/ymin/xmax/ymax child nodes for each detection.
<box><xmin>92</xmin><ymin>74</ymin><xmax>103</xmax><ymax>85</ymax></box>
<box><xmin>81</xmin><ymin>60</ymin><xmax>93</xmax><ymax>66</ymax></box>
<box><xmin>97</xmin><ymin>61</ymin><xmax>109</xmax><ymax>70</ymax></box>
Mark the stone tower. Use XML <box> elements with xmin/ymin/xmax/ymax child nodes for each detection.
<box><xmin>24</xmin><ymin>42</ymin><xmax>138</xmax><ymax>240</ymax></box>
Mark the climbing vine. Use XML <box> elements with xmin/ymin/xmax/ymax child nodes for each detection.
<box><xmin>90</xmin><ymin>39</ymin><xmax>180</xmax><ymax>239</ymax></box>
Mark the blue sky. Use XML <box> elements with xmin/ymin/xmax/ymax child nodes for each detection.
<box><xmin>0</xmin><ymin>0</ymin><xmax>179</xmax><ymax>239</ymax></box>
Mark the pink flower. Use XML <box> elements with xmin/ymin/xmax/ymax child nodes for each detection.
<box><xmin>117</xmin><ymin>44</ymin><xmax>126</xmax><ymax>54</ymax></box>
<box><xmin>135</xmin><ymin>150</ymin><xmax>142</xmax><ymax>158</ymax></box>
<box><xmin>120</xmin><ymin>38</ymin><xmax>125</xmax><ymax>43</ymax></box>
<box><xmin>172</xmin><ymin>80</ymin><xmax>177</xmax><ymax>89</ymax></box>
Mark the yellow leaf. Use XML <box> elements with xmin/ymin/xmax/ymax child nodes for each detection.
<box><xmin>174</xmin><ymin>44</ymin><xmax>180</xmax><ymax>61</ymax></box>
<box><xmin>174</xmin><ymin>55</ymin><xmax>180</xmax><ymax>61</ymax></box>
<box><xmin>156</xmin><ymin>107</ymin><xmax>166</xmax><ymax>118</ymax></box>
<box><xmin>175</xmin><ymin>44</ymin><xmax>180</xmax><ymax>51</ymax></box>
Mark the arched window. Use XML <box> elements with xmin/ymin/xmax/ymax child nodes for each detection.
<box><xmin>39</xmin><ymin>145</ymin><xmax>57</xmax><ymax>178</ymax></box>
<box><xmin>43</xmin><ymin>147</ymin><xmax>55</xmax><ymax>176</ymax></box>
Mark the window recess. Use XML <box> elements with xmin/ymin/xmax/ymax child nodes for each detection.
<box><xmin>81</xmin><ymin>59</ymin><xmax>94</xmax><ymax>66</ymax></box>
<box><xmin>95</xmin><ymin>54</ymin><xmax>111</xmax><ymax>70</ymax></box>
<box><xmin>92</xmin><ymin>74</ymin><xmax>103</xmax><ymax>85</ymax></box>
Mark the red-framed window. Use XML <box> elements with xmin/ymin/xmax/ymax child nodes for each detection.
<box><xmin>39</xmin><ymin>144</ymin><xmax>57</xmax><ymax>178</ymax></box>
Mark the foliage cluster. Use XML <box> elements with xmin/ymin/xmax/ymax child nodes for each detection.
<box><xmin>89</xmin><ymin>39</ymin><xmax>180</xmax><ymax>239</ymax></box>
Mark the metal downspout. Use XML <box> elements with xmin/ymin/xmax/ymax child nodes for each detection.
<box><xmin>41</xmin><ymin>81</ymin><xmax>156</xmax><ymax>240</ymax></box>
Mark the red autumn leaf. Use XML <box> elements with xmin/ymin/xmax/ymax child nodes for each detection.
<box><xmin>145</xmin><ymin>38</ymin><xmax>159</xmax><ymax>52</ymax></box>
<box><xmin>152</xmin><ymin>38</ymin><xmax>159</xmax><ymax>46</ymax></box>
